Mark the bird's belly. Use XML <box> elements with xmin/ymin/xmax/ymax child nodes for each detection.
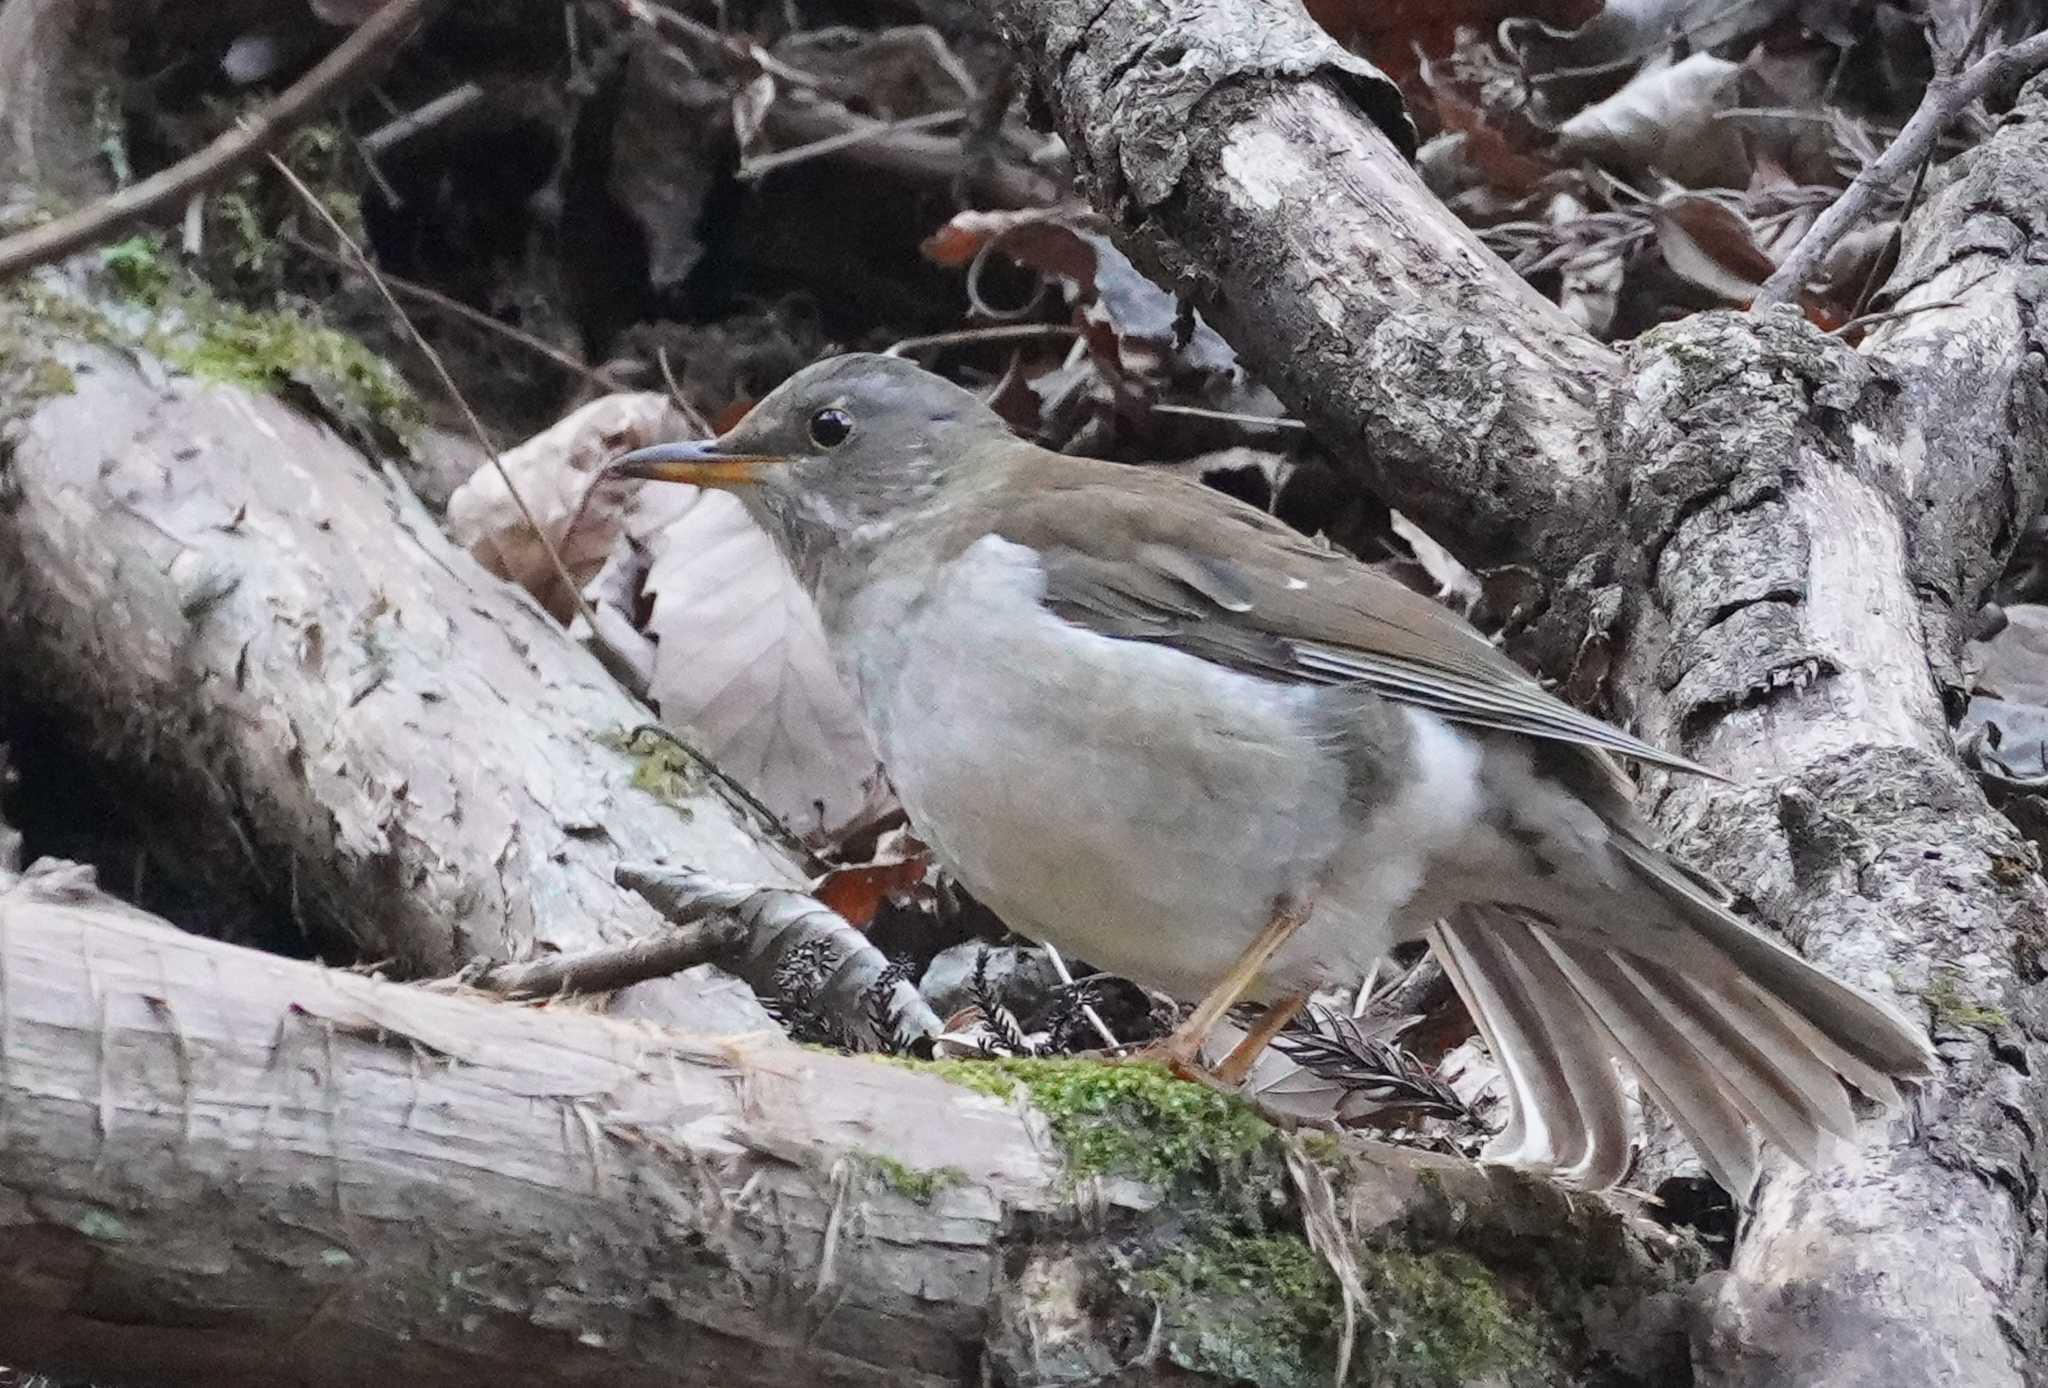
<box><xmin>841</xmin><ymin>539</ymin><xmax>1423</xmax><ymax>1001</ymax></box>
<box><xmin>883</xmin><ymin>638</ymin><xmax>1336</xmax><ymax>995</ymax></box>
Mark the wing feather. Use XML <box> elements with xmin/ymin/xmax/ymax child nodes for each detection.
<box><xmin>972</xmin><ymin>464</ymin><xmax>1717</xmax><ymax>779</ymax></box>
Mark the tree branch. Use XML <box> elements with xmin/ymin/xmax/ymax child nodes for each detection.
<box><xmin>961</xmin><ymin>0</ymin><xmax>1617</xmax><ymax>582</ymax></box>
<box><xmin>1754</xmin><ymin>28</ymin><xmax>2048</xmax><ymax>309</ymax></box>
<box><xmin>0</xmin><ymin>0</ymin><xmax>448</xmax><ymax>281</ymax></box>
<box><xmin>0</xmin><ymin>860</ymin><xmax>1686</xmax><ymax>1388</ymax></box>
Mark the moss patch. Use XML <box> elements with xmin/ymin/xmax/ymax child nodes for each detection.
<box><xmin>599</xmin><ymin>728</ymin><xmax>702</xmax><ymax>812</ymax></box>
<box><xmin>857</xmin><ymin>1152</ymin><xmax>965</xmax><ymax>1203</ymax></box>
<box><xmin>159</xmin><ymin>298</ymin><xmax>422</xmax><ymax>449</ymax></box>
<box><xmin>1923</xmin><ymin>967</ymin><xmax>2008</xmax><ymax>1029</ymax></box>
<box><xmin>921</xmin><ymin>1056</ymin><xmax>1276</xmax><ymax>1189</ymax></box>
<box><xmin>1139</xmin><ymin>1229</ymin><xmax>1544</xmax><ymax>1388</ymax></box>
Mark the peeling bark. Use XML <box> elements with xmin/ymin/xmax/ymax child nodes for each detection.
<box><xmin>0</xmin><ymin>862</ymin><xmax>1691</xmax><ymax>1388</ymax></box>
<box><xmin>0</xmin><ymin>325</ymin><xmax>801</xmax><ymax>1009</ymax></box>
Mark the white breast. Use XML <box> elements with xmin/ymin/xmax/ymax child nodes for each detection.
<box><xmin>828</xmin><ymin>536</ymin><xmax>1484</xmax><ymax>1000</ymax></box>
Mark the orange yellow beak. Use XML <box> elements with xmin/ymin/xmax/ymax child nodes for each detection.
<box><xmin>613</xmin><ymin>440</ymin><xmax>789</xmax><ymax>488</ymax></box>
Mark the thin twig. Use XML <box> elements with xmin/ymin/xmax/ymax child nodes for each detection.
<box><xmin>267</xmin><ymin>153</ymin><xmax>602</xmax><ymax>638</ymax></box>
<box><xmin>1831</xmin><ymin>296</ymin><xmax>1965</xmax><ymax>335</ymax></box>
<box><xmin>288</xmin><ymin>232</ymin><xmax>629</xmax><ymax>395</ymax></box>
<box><xmin>654</xmin><ymin>345</ymin><xmax>713</xmax><ymax>437</ymax></box>
<box><xmin>360</xmin><ymin>80</ymin><xmax>483</xmax><ymax>155</ymax></box>
<box><xmin>884</xmin><ymin>323</ymin><xmax>1079</xmax><ymax>357</ymax></box>
<box><xmin>738</xmin><ymin>106</ymin><xmax>966</xmax><ymax>181</ymax></box>
<box><xmin>1755</xmin><ymin>24</ymin><xmax>2048</xmax><ymax>310</ymax></box>
<box><xmin>0</xmin><ymin>0</ymin><xmax>448</xmax><ymax>281</ymax></box>
<box><xmin>1040</xmin><ymin>942</ymin><xmax>1120</xmax><ymax>1051</ymax></box>
<box><xmin>1148</xmin><ymin>402</ymin><xmax>1310</xmax><ymax>431</ymax></box>
<box><xmin>465</xmin><ymin>912</ymin><xmax>748</xmax><ymax>998</ymax></box>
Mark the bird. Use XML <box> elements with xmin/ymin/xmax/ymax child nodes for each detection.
<box><xmin>615</xmin><ymin>352</ymin><xmax>1936</xmax><ymax>1196</ymax></box>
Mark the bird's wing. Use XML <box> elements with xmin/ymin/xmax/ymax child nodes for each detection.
<box><xmin>978</xmin><ymin>461</ymin><xmax>1716</xmax><ymax>780</ymax></box>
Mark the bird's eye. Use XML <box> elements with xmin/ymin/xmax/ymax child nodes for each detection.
<box><xmin>808</xmin><ymin>407</ymin><xmax>853</xmax><ymax>448</ymax></box>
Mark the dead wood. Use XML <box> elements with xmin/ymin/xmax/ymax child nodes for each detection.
<box><xmin>0</xmin><ymin>0</ymin><xmax>452</xmax><ymax>282</ymax></box>
<box><xmin>0</xmin><ymin>324</ymin><xmax>803</xmax><ymax>1015</ymax></box>
<box><xmin>969</xmin><ymin>2</ymin><xmax>2048</xmax><ymax>1380</ymax></box>
<box><xmin>0</xmin><ymin>859</ymin><xmax>1692</xmax><ymax>1388</ymax></box>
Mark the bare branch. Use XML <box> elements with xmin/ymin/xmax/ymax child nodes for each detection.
<box><xmin>0</xmin><ymin>0</ymin><xmax>448</xmax><ymax>281</ymax></box>
<box><xmin>1755</xmin><ymin>28</ymin><xmax>2048</xmax><ymax>309</ymax></box>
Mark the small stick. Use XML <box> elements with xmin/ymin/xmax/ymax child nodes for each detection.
<box><xmin>466</xmin><ymin>913</ymin><xmax>748</xmax><ymax>998</ymax></box>
<box><xmin>0</xmin><ymin>0</ymin><xmax>448</xmax><ymax>281</ymax></box>
<box><xmin>1754</xmin><ymin>23</ymin><xmax>2048</xmax><ymax>310</ymax></box>
<box><xmin>289</xmin><ymin>232</ymin><xmax>629</xmax><ymax>395</ymax></box>
<box><xmin>884</xmin><ymin>323</ymin><xmax>1078</xmax><ymax>357</ymax></box>
<box><xmin>360</xmin><ymin>81</ymin><xmax>483</xmax><ymax>155</ymax></box>
<box><xmin>738</xmin><ymin>107</ymin><xmax>966</xmax><ymax>182</ymax></box>
<box><xmin>1041</xmin><ymin>942</ymin><xmax>1121</xmax><ymax>1051</ymax></box>
<box><xmin>1148</xmin><ymin>402</ymin><xmax>1310</xmax><ymax>431</ymax></box>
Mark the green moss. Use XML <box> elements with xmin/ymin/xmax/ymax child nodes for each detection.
<box><xmin>100</xmin><ymin>233</ymin><xmax>172</xmax><ymax>303</ymax></box>
<box><xmin>920</xmin><ymin>1056</ymin><xmax>1275</xmax><ymax>1189</ymax></box>
<box><xmin>599</xmin><ymin>728</ymin><xmax>702</xmax><ymax>811</ymax></box>
<box><xmin>858</xmin><ymin>1152</ymin><xmax>965</xmax><ymax>1203</ymax></box>
<box><xmin>1140</xmin><ymin>1229</ymin><xmax>1542</xmax><ymax>1388</ymax></box>
<box><xmin>1138</xmin><ymin>1232</ymin><xmax>1335</xmax><ymax>1387</ymax></box>
<box><xmin>0</xmin><ymin>310</ymin><xmax>79</xmax><ymax>428</ymax></box>
<box><xmin>162</xmin><ymin>299</ymin><xmax>422</xmax><ymax>447</ymax></box>
<box><xmin>1923</xmin><ymin>968</ymin><xmax>2008</xmax><ymax>1029</ymax></box>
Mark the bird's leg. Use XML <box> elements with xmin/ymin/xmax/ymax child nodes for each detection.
<box><xmin>1215</xmin><ymin>989</ymin><xmax>1311</xmax><ymax>1084</ymax></box>
<box><xmin>1140</xmin><ymin>898</ymin><xmax>1313</xmax><ymax>1077</ymax></box>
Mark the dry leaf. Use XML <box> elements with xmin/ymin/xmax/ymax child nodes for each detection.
<box><xmin>1652</xmin><ymin>194</ymin><xmax>1777</xmax><ymax>304</ymax></box>
<box><xmin>638</xmin><ymin>488</ymin><xmax>889</xmax><ymax>841</ymax></box>
<box><xmin>446</xmin><ymin>392</ymin><xmax>691</xmax><ymax>623</ymax></box>
<box><xmin>810</xmin><ymin>850</ymin><xmax>934</xmax><ymax>929</ymax></box>
<box><xmin>1555</xmin><ymin>53</ymin><xmax>1750</xmax><ymax>188</ymax></box>
<box><xmin>1306</xmin><ymin>0</ymin><xmax>1602</xmax><ymax>87</ymax></box>
<box><xmin>449</xmin><ymin>392</ymin><xmax>889</xmax><ymax>840</ymax></box>
<box><xmin>923</xmin><ymin>209</ymin><xmax>1238</xmax><ymax>388</ymax></box>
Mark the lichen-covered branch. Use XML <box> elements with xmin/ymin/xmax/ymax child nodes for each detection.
<box><xmin>1602</xmin><ymin>85</ymin><xmax>2048</xmax><ymax>1381</ymax></box>
<box><xmin>0</xmin><ymin>860</ymin><xmax>1690</xmax><ymax>1388</ymax></box>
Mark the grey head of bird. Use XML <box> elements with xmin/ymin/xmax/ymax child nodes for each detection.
<box><xmin>614</xmin><ymin>352</ymin><xmax>1014</xmax><ymax>577</ymax></box>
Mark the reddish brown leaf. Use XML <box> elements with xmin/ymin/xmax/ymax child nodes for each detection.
<box><xmin>1428</xmin><ymin>86</ymin><xmax>1559</xmax><ymax>198</ymax></box>
<box><xmin>1653</xmin><ymin>194</ymin><xmax>1778</xmax><ymax>304</ymax></box>
<box><xmin>810</xmin><ymin>852</ymin><xmax>934</xmax><ymax>929</ymax></box>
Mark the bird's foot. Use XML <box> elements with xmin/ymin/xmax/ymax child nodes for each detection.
<box><xmin>1111</xmin><ymin>1031</ymin><xmax>1241</xmax><ymax>1096</ymax></box>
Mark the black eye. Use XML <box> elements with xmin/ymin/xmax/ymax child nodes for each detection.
<box><xmin>808</xmin><ymin>407</ymin><xmax>853</xmax><ymax>448</ymax></box>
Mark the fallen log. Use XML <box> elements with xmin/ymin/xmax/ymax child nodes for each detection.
<box><xmin>0</xmin><ymin>860</ymin><xmax>1694</xmax><ymax>1388</ymax></box>
<box><xmin>0</xmin><ymin>308</ymin><xmax>800</xmax><ymax>1010</ymax></box>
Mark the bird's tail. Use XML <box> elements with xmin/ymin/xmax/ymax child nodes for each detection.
<box><xmin>1430</xmin><ymin>840</ymin><xmax>1935</xmax><ymax>1197</ymax></box>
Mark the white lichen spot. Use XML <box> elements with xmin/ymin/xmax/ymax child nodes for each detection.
<box><xmin>1284</xmin><ymin>577</ymin><xmax>1308</xmax><ymax>590</ymax></box>
<box><xmin>1219</xmin><ymin>128</ymin><xmax>1306</xmax><ymax>212</ymax></box>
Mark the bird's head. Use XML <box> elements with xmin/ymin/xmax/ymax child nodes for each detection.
<box><xmin>615</xmin><ymin>353</ymin><xmax>1013</xmax><ymax>568</ymax></box>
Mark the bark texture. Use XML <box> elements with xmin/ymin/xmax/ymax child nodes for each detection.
<box><xmin>978</xmin><ymin>0</ymin><xmax>1615</xmax><ymax>586</ymax></box>
<box><xmin>0</xmin><ymin>861</ymin><xmax>1693</xmax><ymax>1388</ymax></box>
<box><xmin>0</xmin><ymin>321</ymin><xmax>801</xmax><ymax>1001</ymax></box>
<box><xmin>967</xmin><ymin>0</ymin><xmax>2048</xmax><ymax>1379</ymax></box>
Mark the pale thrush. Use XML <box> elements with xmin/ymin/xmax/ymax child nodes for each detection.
<box><xmin>619</xmin><ymin>353</ymin><xmax>1936</xmax><ymax>1195</ymax></box>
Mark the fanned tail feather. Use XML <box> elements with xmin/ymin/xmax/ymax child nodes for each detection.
<box><xmin>1432</xmin><ymin>846</ymin><xmax>1934</xmax><ymax>1198</ymax></box>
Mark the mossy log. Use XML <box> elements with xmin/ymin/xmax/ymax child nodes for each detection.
<box><xmin>0</xmin><ymin>862</ymin><xmax>1693</xmax><ymax>1388</ymax></box>
<box><xmin>0</xmin><ymin>307</ymin><xmax>801</xmax><ymax>1020</ymax></box>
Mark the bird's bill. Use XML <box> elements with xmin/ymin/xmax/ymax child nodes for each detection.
<box><xmin>612</xmin><ymin>440</ymin><xmax>788</xmax><ymax>488</ymax></box>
